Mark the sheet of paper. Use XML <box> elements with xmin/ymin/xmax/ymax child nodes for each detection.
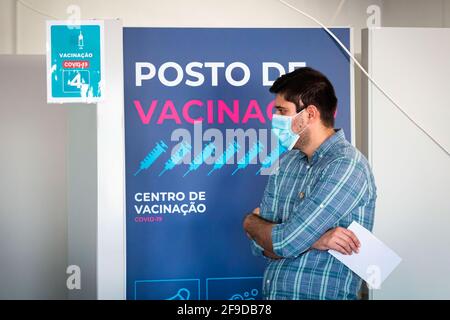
<box><xmin>328</xmin><ymin>221</ymin><xmax>402</xmax><ymax>289</ymax></box>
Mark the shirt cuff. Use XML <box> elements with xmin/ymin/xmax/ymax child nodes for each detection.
<box><xmin>251</xmin><ymin>239</ymin><xmax>272</xmax><ymax>261</ymax></box>
<box><xmin>252</xmin><ymin>239</ymin><xmax>264</xmax><ymax>252</ymax></box>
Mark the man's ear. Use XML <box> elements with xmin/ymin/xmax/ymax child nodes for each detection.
<box><xmin>307</xmin><ymin>105</ymin><xmax>319</xmax><ymax>121</ymax></box>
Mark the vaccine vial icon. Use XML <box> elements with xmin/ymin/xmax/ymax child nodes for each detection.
<box><xmin>78</xmin><ymin>30</ymin><xmax>84</xmax><ymax>49</ymax></box>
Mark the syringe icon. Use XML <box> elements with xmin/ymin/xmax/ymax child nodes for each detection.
<box><xmin>134</xmin><ymin>140</ymin><xmax>168</xmax><ymax>176</ymax></box>
<box><xmin>255</xmin><ymin>144</ymin><xmax>287</xmax><ymax>175</ymax></box>
<box><xmin>231</xmin><ymin>141</ymin><xmax>264</xmax><ymax>176</ymax></box>
<box><xmin>183</xmin><ymin>142</ymin><xmax>216</xmax><ymax>177</ymax></box>
<box><xmin>207</xmin><ymin>141</ymin><xmax>240</xmax><ymax>176</ymax></box>
<box><xmin>158</xmin><ymin>142</ymin><xmax>192</xmax><ymax>177</ymax></box>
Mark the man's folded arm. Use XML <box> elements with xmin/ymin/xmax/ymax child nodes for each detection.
<box><xmin>245</xmin><ymin>157</ymin><xmax>368</xmax><ymax>259</ymax></box>
<box><xmin>271</xmin><ymin>157</ymin><xmax>368</xmax><ymax>258</ymax></box>
<box><xmin>247</xmin><ymin>172</ymin><xmax>281</xmax><ymax>259</ymax></box>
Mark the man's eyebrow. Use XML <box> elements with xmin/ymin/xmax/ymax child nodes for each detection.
<box><xmin>274</xmin><ymin>105</ymin><xmax>285</xmax><ymax>109</ymax></box>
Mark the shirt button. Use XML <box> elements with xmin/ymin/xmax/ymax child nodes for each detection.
<box><xmin>306</xmin><ymin>165</ymin><xmax>310</xmax><ymax>169</ymax></box>
<box><xmin>266</xmin><ymin>280</ymin><xmax>270</xmax><ymax>284</ymax></box>
<box><xmin>299</xmin><ymin>192</ymin><xmax>305</xmax><ymax>199</ymax></box>
<box><xmin>320</xmin><ymin>204</ymin><xmax>324</xmax><ymax>208</ymax></box>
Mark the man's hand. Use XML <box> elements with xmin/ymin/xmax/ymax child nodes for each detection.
<box><xmin>311</xmin><ymin>227</ymin><xmax>360</xmax><ymax>255</ymax></box>
<box><xmin>244</xmin><ymin>207</ymin><xmax>260</xmax><ymax>239</ymax></box>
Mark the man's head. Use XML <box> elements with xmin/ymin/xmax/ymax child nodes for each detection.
<box><xmin>270</xmin><ymin>67</ymin><xmax>337</xmax><ymax>151</ymax></box>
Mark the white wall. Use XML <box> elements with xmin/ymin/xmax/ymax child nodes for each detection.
<box><xmin>95</xmin><ymin>19</ymin><xmax>125</xmax><ymax>300</ymax></box>
<box><xmin>0</xmin><ymin>21</ymin><xmax>124</xmax><ymax>300</ymax></box>
<box><xmin>58</xmin><ymin>20</ymin><xmax>125</xmax><ymax>300</ymax></box>
<box><xmin>382</xmin><ymin>0</ymin><xmax>449</xmax><ymax>27</ymax></box>
<box><xmin>67</xmin><ymin>105</ymin><xmax>98</xmax><ymax>300</ymax></box>
<box><xmin>1</xmin><ymin>0</ymin><xmax>383</xmax><ymax>54</ymax></box>
<box><xmin>363</xmin><ymin>28</ymin><xmax>450</xmax><ymax>299</ymax></box>
<box><xmin>0</xmin><ymin>55</ymin><xmax>68</xmax><ymax>299</ymax></box>
<box><xmin>0</xmin><ymin>0</ymin><xmax>16</xmax><ymax>53</ymax></box>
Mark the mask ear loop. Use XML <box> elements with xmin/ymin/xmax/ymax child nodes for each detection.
<box><xmin>291</xmin><ymin>108</ymin><xmax>308</xmax><ymax>135</ymax></box>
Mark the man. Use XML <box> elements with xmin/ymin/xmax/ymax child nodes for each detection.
<box><xmin>243</xmin><ymin>67</ymin><xmax>377</xmax><ymax>300</ymax></box>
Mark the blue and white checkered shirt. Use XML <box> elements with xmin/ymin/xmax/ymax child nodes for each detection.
<box><xmin>251</xmin><ymin>129</ymin><xmax>377</xmax><ymax>300</ymax></box>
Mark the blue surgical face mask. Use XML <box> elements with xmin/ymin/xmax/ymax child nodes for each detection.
<box><xmin>271</xmin><ymin>110</ymin><xmax>308</xmax><ymax>150</ymax></box>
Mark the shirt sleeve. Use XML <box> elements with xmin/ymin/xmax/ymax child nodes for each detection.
<box><xmin>249</xmin><ymin>172</ymin><xmax>278</xmax><ymax>259</ymax></box>
<box><xmin>271</xmin><ymin>156</ymin><xmax>368</xmax><ymax>259</ymax></box>
<box><xmin>259</xmin><ymin>171</ymin><xmax>281</xmax><ymax>223</ymax></box>
<box><xmin>250</xmin><ymin>239</ymin><xmax>276</xmax><ymax>261</ymax></box>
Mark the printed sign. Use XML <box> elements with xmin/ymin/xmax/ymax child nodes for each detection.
<box><xmin>46</xmin><ymin>20</ymin><xmax>104</xmax><ymax>103</ymax></box>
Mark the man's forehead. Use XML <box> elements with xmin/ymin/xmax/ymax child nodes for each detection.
<box><xmin>275</xmin><ymin>95</ymin><xmax>296</xmax><ymax>108</ymax></box>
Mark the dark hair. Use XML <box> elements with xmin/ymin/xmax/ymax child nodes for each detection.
<box><xmin>269</xmin><ymin>67</ymin><xmax>337</xmax><ymax>127</ymax></box>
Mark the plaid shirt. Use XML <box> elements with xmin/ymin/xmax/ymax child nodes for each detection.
<box><xmin>251</xmin><ymin>129</ymin><xmax>377</xmax><ymax>300</ymax></box>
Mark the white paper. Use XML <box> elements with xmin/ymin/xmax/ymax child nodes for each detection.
<box><xmin>328</xmin><ymin>221</ymin><xmax>402</xmax><ymax>289</ymax></box>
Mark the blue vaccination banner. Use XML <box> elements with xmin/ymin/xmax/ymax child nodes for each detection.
<box><xmin>124</xmin><ymin>28</ymin><xmax>352</xmax><ymax>300</ymax></box>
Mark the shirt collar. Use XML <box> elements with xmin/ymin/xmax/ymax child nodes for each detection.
<box><xmin>293</xmin><ymin>129</ymin><xmax>346</xmax><ymax>162</ymax></box>
<box><xmin>312</xmin><ymin>128</ymin><xmax>345</xmax><ymax>162</ymax></box>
